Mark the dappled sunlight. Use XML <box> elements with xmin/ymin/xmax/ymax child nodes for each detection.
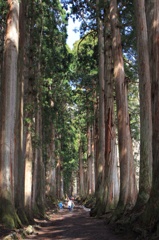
<box><xmin>26</xmin><ymin>205</ymin><xmax>127</xmax><ymax>240</ymax></box>
<box><xmin>121</xmin><ymin>147</ymin><xmax>127</xmax><ymax>158</ymax></box>
<box><xmin>114</xmin><ymin>62</ymin><xmax>124</xmax><ymax>78</ymax></box>
<box><xmin>153</xmin><ymin>19</ymin><xmax>159</xmax><ymax>30</ymax></box>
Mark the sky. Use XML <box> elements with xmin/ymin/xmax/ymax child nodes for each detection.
<box><xmin>66</xmin><ymin>18</ymin><xmax>81</xmax><ymax>49</ymax></box>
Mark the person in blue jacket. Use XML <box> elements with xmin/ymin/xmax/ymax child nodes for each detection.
<box><xmin>58</xmin><ymin>201</ymin><xmax>63</xmax><ymax>209</ymax></box>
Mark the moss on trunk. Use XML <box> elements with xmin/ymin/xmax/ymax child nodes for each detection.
<box><xmin>0</xmin><ymin>198</ymin><xmax>22</xmax><ymax>229</ymax></box>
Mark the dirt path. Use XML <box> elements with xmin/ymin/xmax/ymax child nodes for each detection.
<box><xmin>26</xmin><ymin>205</ymin><xmax>137</xmax><ymax>240</ymax></box>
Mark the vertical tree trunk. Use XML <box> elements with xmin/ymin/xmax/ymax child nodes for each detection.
<box><xmin>32</xmin><ymin>102</ymin><xmax>40</xmax><ymax>211</ymax></box>
<box><xmin>45</xmin><ymin>124</ymin><xmax>56</xmax><ymax>198</ymax></box>
<box><xmin>103</xmin><ymin>3</ymin><xmax>119</xmax><ymax>210</ymax></box>
<box><xmin>91</xmin><ymin>124</ymin><xmax>95</xmax><ymax>193</ymax></box>
<box><xmin>87</xmin><ymin>123</ymin><xmax>92</xmax><ymax>194</ymax></box>
<box><xmin>94</xmin><ymin>0</ymin><xmax>106</xmax><ymax>216</ymax></box>
<box><xmin>134</xmin><ymin>0</ymin><xmax>152</xmax><ymax>211</ymax></box>
<box><xmin>37</xmin><ymin>110</ymin><xmax>45</xmax><ymax>213</ymax></box>
<box><xmin>14</xmin><ymin>0</ymin><xmax>27</xmax><ymax>222</ymax></box>
<box><xmin>24</xmin><ymin>123</ymin><xmax>33</xmax><ymax>218</ymax></box>
<box><xmin>56</xmin><ymin>137</ymin><xmax>63</xmax><ymax>199</ymax></box>
<box><xmin>141</xmin><ymin>0</ymin><xmax>159</xmax><ymax>229</ymax></box>
<box><xmin>0</xmin><ymin>0</ymin><xmax>20</xmax><ymax>228</ymax></box>
<box><xmin>110</xmin><ymin>0</ymin><xmax>137</xmax><ymax>215</ymax></box>
<box><xmin>79</xmin><ymin>142</ymin><xmax>85</xmax><ymax>196</ymax></box>
<box><xmin>23</xmin><ymin>0</ymin><xmax>36</xmax><ymax>219</ymax></box>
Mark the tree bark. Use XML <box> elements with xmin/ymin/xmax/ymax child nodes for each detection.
<box><xmin>94</xmin><ymin>0</ymin><xmax>106</xmax><ymax>216</ymax></box>
<box><xmin>0</xmin><ymin>0</ymin><xmax>20</xmax><ymax>228</ymax></box>
<box><xmin>103</xmin><ymin>3</ymin><xmax>119</xmax><ymax>210</ymax></box>
<box><xmin>110</xmin><ymin>0</ymin><xmax>137</xmax><ymax>215</ymax></box>
<box><xmin>14</xmin><ymin>0</ymin><xmax>27</xmax><ymax>223</ymax></box>
<box><xmin>141</xmin><ymin>0</ymin><xmax>159</xmax><ymax>229</ymax></box>
<box><xmin>79</xmin><ymin>142</ymin><xmax>85</xmax><ymax>196</ymax></box>
<box><xmin>45</xmin><ymin>124</ymin><xmax>56</xmax><ymax>198</ymax></box>
<box><xmin>134</xmin><ymin>0</ymin><xmax>152</xmax><ymax>210</ymax></box>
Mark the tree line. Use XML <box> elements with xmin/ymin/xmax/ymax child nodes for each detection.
<box><xmin>0</xmin><ymin>0</ymin><xmax>159</xmax><ymax>237</ymax></box>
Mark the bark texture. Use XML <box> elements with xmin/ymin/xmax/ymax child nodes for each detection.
<box><xmin>142</xmin><ymin>0</ymin><xmax>159</xmax><ymax>230</ymax></box>
<box><xmin>134</xmin><ymin>0</ymin><xmax>152</xmax><ymax>210</ymax></box>
<box><xmin>103</xmin><ymin>6</ymin><xmax>119</xmax><ymax>210</ymax></box>
<box><xmin>0</xmin><ymin>0</ymin><xmax>20</xmax><ymax>228</ymax></box>
<box><xmin>110</xmin><ymin>0</ymin><xmax>137</xmax><ymax>215</ymax></box>
<box><xmin>94</xmin><ymin>0</ymin><xmax>106</xmax><ymax>216</ymax></box>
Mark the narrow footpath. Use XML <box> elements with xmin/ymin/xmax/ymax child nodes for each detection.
<box><xmin>26</xmin><ymin>204</ymin><xmax>136</xmax><ymax>240</ymax></box>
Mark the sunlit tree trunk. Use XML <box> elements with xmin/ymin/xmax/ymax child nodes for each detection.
<box><xmin>24</xmin><ymin>122</ymin><xmax>33</xmax><ymax>217</ymax></box>
<box><xmin>45</xmin><ymin>124</ymin><xmax>56</xmax><ymax>198</ymax></box>
<box><xmin>110</xmin><ymin>0</ymin><xmax>137</xmax><ymax>215</ymax></box>
<box><xmin>103</xmin><ymin>3</ymin><xmax>119</xmax><ymax>211</ymax></box>
<box><xmin>14</xmin><ymin>0</ymin><xmax>27</xmax><ymax>222</ymax></box>
<box><xmin>94</xmin><ymin>0</ymin><xmax>106</xmax><ymax>216</ymax></box>
<box><xmin>23</xmin><ymin>1</ymin><xmax>34</xmax><ymax>218</ymax></box>
<box><xmin>0</xmin><ymin>0</ymin><xmax>19</xmax><ymax>228</ymax></box>
<box><xmin>79</xmin><ymin>142</ymin><xmax>85</xmax><ymax>196</ymax></box>
<box><xmin>134</xmin><ymin>0</ymin><xmax>152</xmax><ymax>211</ymax></box>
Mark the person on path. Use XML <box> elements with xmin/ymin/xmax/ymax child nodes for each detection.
<box><xmin>67</xmin><ymin>199</ymin><xmax>74</xmax><ymax>211</ymax></box>
<box><xmin>58</xmin><ymin>201</ymin><xmax>63</xmax><ymax>209</ymax></box>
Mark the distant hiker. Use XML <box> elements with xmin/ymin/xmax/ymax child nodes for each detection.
<box><xmin>58</xmin><ymin>201</ymin><xmax>63</xmax><ymax>209</ymax></box>
<box><xmin>68</xmin><ymin>199</ymin><xmax>74</xmax><ymax>211</ymax></box>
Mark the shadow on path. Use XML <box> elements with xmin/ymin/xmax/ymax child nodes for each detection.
<box><xmin>27</xmin><ymin>205</ymin><xmax>136</xmax><ymax>240</ymax></box>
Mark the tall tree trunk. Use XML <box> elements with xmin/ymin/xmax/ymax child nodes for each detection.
<box><xmin>91</xmin><ymin>124</ymin><xmax>95</xmax><ymax>193</ymax></box>
<box><xmin>32</xmin><ymin>102</ymin><xmax>40</xmax><ymax>211</ymax></box>
<box><xmin>24</xmin><ymin>122</ymin><xmax>33</xmax><ymax>218</ymax></box>
<box><xmin>134</xmin><ymin>0</ymin><xmax>152</xmax><ymax>211</ymax></box>
<box><xmin>23</xmin><ymin>1</ymin><xmax>35</xmax><ymax>218</ymax></box>
<box><xmin>37</xmin><ymin>109</ymin><xmax>45</xmax><ymax>213</ymax></box>
<box><xmin>0</xmin><ymin>0</ymin><xmax>20</xmax><ymax>228</ymax></box>
<box><xmin>56</xmin><ymin>136</ymin><xmax>63</xmax><ymax>199</ymax></box>
<box><xmin>14</xmin><ymin>0</ymin><xmax>27</xmax><ymax>223</ymax></box>
<box><xmin>141</xmin><ymin>0</ymin><xmax>159</xmax><ymax>229</ymax></box>
<box><xmin>79</xmin><ymin>142</ymin><xmax>85</xmax><ymax>196</ymax></box>
<box><xmin>94</xmin><ymin>0</ymin><xmax>106</xmax><ymax>216</ymax></box>
<box><xmin>110</xmin><ymin>0</ymin><xmax>137</xmax><ymax>215</ymax></box>
<box><xmin>87</xmin><ymin>123</ymin><xmax>92</xmax><ymax>195</ymax></box>
<box><xmin>103</xmin><ymin>3</ymin><xmax>119</xmax><ymax>211</ymax></box>
<box><xmin>45</xmin><ymin>124</ymin><xmax>56</xmax><ymax>198</ymax></box>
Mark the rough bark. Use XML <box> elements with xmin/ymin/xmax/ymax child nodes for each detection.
<box><xmin>103</xmin><ymin>5</ymin><xmax>119</xmax><ymax>211</ymax></box>
<box><xmin>24</xmin><ymin>124</ymin><xmax>33</xmax><ymax>218</ymax></box>
<box><xmin>79</xmin><ymin>143</ymin><xmax>85</xmax><ymax>196</ymax></box>
<box><xmin>23</xmin><ymin>3</ymin><xmax>34</xmax><ymax>218</ymax></box>
<box><xmin>14</xmin><ymin>0</ymin><xmax>28</xmax><ymax>223</ymax></box>
<box><xmin>0</xmin><ymin>0</ymin><xmax>20</xmax><ymax>228</ymax></box>
<box><xmin>32</xmin><ymin>103</ymin><xmax>40</xmax><ymax>210</ymax></box>
<box><xmin>134</xmin><ymin>0</ymin><xmax>152</xmax><ymax>210</ymax></box>
<box><xmin>45</xmin><ymin>125</ymin><xmax>56</xmax><ymax>198</ymax></box>
<box><xmin>87</xmin><ymin>123</ymin><xmax>93</xmax><ymax>195</ymax></box>
<box><xmin>94</xmin><ymin>0</ymin><xmax>106</xmax><ymax>216</ymax></box>
<box><xmin>110</xmin><ymin>0</ymin><xmax>137</xmax><ymax>215</ymax></box>
<box><xmin>91</xmin><ymin>124</ymin><xmax>95</xmax><ymax>193</ymax></box>
<box><xmin>141</xmin><ymin>0</ymin><xmax>159</xmax><ymax>230</ymax></box>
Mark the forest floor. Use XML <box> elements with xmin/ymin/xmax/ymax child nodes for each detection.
<box><xmin>0</xmin><ymin>203</ymin><xmax>139</xmax><ymax>240</ymax></box>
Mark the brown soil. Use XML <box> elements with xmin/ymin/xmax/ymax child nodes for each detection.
<box><xmin>24</xmin><ymin>204</ymin><xmax>137</xmax><ymax>240</ymax></box>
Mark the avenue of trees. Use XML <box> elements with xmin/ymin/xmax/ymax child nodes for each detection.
<box><xmin>0</xmin><ymin>0</ymin><xmax>159</xmax><ymax>237</ymax></box>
